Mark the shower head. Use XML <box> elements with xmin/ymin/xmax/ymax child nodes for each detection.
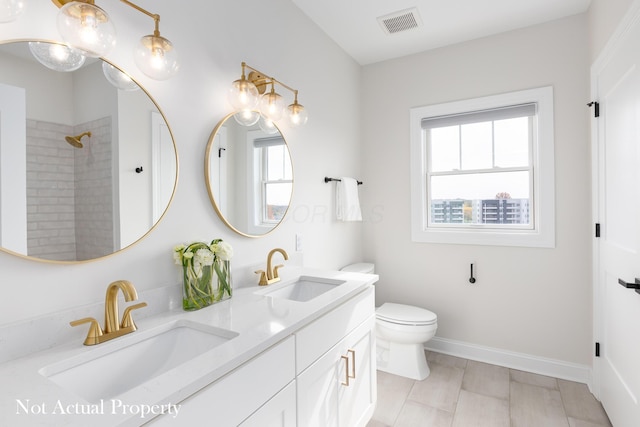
<box><xmin>65</xmin><ymin>131</ymin><xmax>91</xmax><ymax>148</ymax></box>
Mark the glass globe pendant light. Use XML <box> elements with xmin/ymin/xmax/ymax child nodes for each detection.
<box><xmin>102</xmin><ymin>61</ymin><xmax>139</xmax><ymax>91</ymax></box>
<box><xmin>0</xmin><ymin>0</ymin><xmax>25</xmax><ymax>23</ymax></box>
<box><xmin>229</xmin><ymin>63</ymin><xmax>309</xmax><ymax>128</ymax></box>
<box><xmin>258</xmin><ymin>115</ymin><xmax>279</xmax><ymax>135</ymax></box>
<box><xmin>259</xmin><ymin>81</ymin><xmax>286</xmax><ymax>121</ymax></box>
<box><xmin>233</xmin><ymin>110</ymin><xmax>260</xmax><ymax>127</ymax></box>
<box><xmin>56</xmin><ymin>0</ymin><xmax>116</xmax><ymax>58</ymax></box>
<box><xmin>287</xmin><ymin>92</ymin><xmax>308</xmax><ymax>127</ymax></box>
<box><xmin>134</xmin><ymin>31</ymin><xmax>179</xmax><ymax>80</ymax></box>
<box><xmin>228</xmin><ymin>63</ymin><xmax>259</xmax><ymax>111</ymax></box>
<box><xmin>28</xmin><ymin>41</ymin><xmax>86</xmax><ymax>72</ymax></box>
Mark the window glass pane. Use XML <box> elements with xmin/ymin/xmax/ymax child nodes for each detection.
<box><xmin>430</xmin><ymin>171</ymin><xmax>530</xmax><ymax>225</ymax></box>
<box><xmin>265</xmin><ymin>182</ymin><xmax>291</xmax><ymax>222</ymax></box>
<box><xmin>461</xmin><ymin>122</ymin><xmax>492</xmax><ymax>170</ymax></box>
<box><xmin>266</xmin><ymin>145</ymin><xmax>286</xmax><ymax>181</ymax></box>
<box><xmin>494</xmin><ymin>117</ymin><xmax>529</xmax><ymax>167</ymax></box>
<box><xmin>429</xmin><ymin>126</ymin><xmax>459</xmax><ymax>172</ymax></box>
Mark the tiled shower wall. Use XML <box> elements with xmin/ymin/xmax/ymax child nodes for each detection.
<box><xmin>26</xmin><ymin>120</ymin><xmax>76</xmax><ymax>261</ymax></box>
<box><xmin>26</xmin><ymin>118</ymin><xmax>114</xmax><ymax>261</ymax></box>
<box><xmin>73</xmin><ymin>116</ymin><xmax>114</xmax><ymax>261</ymax></box>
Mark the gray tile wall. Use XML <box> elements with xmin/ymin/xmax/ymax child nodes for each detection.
<box><xmin>26</xmin><ymin>119</ymin><xmax>76</xmax><ymax>261</ymax></box>
<box><xmin>26</xmin><ymin>118</ymin><xmax>114</xmax><ymax>261</ymax></box>
<box><xmin>73</xmin><ymin>116</ymin><xmax>114</xmax><ymax>261</ymax></box>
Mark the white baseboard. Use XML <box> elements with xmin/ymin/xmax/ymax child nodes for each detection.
<box><xmin>425</xmin><ymin>336</ymin><xmax>592</xmax><ymax>385</ymax></box>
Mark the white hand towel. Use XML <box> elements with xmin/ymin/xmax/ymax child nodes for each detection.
<box><xmin>336</xmin><ymin>177</ymin><xmax>362</xmax><ymax>221</ymax></box>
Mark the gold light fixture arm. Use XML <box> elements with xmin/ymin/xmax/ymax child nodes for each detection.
<box><xmin>119</xmin><ymin>0</ymin><xmax>161</xmax><ymax>36</ymax></box>
<box><xmin>53</xmin><ymin>0</ymin><xmax>162</xmax><ymax>36</ymax></box>
<box><xmin>243</xmin><ymin>63</ymin><xmax>298</xmax><ymax>96</ymax></box>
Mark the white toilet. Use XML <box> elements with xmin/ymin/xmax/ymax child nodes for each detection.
<box><xmin>341</xmin><ymin>263</ymin><xmax>438</xmax><ymax>381</ymax></box>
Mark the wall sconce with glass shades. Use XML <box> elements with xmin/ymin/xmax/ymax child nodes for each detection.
<box><xmin>228</xmin><ymin>62</ymin><xmax>308</xmax><ymax>130</ymax></box>
<box><xmin>0</xmin><ymin>0</ymin><xmax>179</xmax><ymax>81</ymax></box>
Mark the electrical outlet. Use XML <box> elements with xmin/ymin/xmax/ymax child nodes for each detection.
<box><xmin>296</xmin><ymin>233</ymin><xmax>303</xmax><ymax>251</ymax></box>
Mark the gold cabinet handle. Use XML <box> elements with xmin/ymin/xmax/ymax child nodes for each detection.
<box><xmin>347</xmin><ymin>349</ymin><xmax>356</xmax><ymax>380</ymax></box>
<box><xmin>341</xmin><ymin>355</ymin><xmax>350</xmax><ymax>386</ymax></box>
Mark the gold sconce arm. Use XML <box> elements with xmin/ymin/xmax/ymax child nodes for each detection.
<box><xmin>119</xmin><ymin>0</ymin><xmax>161</xmax><ymax>36</ymax></box>
<box><xmin>242</xmin><ymin>62</ymin><xmax>298</xmax><ymax>97</ymax></box>
<box><xmin>230</xmin><ymin>63</ymin><xmax>308</xmax><ymax>126</ymax></box>
<box><xmin>51</xmin><ymin>0</ymin><xmax>178</xmax><ymax>80</ymax></box>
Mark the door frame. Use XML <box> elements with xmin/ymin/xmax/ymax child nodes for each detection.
<box><xmin>590</xmin><ymin>0</ymin><xmax>640</xmax><ymax>400</ymax></box>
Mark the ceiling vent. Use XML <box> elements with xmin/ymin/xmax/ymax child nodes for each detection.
<box><xmin>377</xmin><ymin>8</ymin><xmax>422</xmax><ymax>35</ymax></box>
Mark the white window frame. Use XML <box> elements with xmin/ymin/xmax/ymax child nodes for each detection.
<box><xmin>246</xmin><ymin>131</ymin><xmax>291</xmax><ymax>235</ymax></box>
<box><xmin>410</xmin><ymin>86</ymin><xmax>555</xmax><ymax>247</ymax></box>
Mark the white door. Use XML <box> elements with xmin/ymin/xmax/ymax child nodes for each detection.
<box><xmin>593</xmin><ymin>7</ymin><xmax>640</xmax><ymax>426</ymax></box>
<box><xmin>151</xmin><ymin>111</ymin><xmax>176</xmax><ymax>223</ymax></box>
<box><xmin>210</xmin><ymin>126</ymin><xmax>228</xmax><ymax>217</ymax></box>
<box><xmin>0</xmin><ymin>83</ymin><xmax>27</xmax><ymax>254</ymax></box>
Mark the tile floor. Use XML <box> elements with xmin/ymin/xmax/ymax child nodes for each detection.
<box><xmin>367</xmin><ymin>351</ymin><xmax>612</xmax><ymax>427</ymax></box>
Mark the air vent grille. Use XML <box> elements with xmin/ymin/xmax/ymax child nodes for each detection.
<box><xmin>378</xmin><ymin>8</ymin><xmax>422</xmax><ymax>35</ymax></box>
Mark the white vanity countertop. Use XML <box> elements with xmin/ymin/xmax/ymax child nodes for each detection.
<box><xmin>0</xmin><ymin>267</ymin><xmax>378</xmax><ymax>427</ymax></box>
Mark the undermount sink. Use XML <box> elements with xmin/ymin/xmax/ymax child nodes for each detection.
<box><xmin>39</xmin><ymin>319</ymin><xmax>238</xmax><ymax>403</ymax></box>
<box><xmin>263</xmin><ymin>276</ymin><xmax>346</xmax><ymax>302</ymax></box>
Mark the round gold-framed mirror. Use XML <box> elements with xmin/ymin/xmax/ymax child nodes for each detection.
<box><xmin>0</xmin><ymin>40</ymin><xmax>178</xmax><ymax>263</ymax></box>
<box><xmin>205</xmin><ymin>113</ymin><xmax>293</xmax><ymax>237</ymax></box>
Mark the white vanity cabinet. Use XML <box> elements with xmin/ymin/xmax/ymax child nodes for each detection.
<box><xmin>239</xmin><ymin>381</ymin><xmax>296</xmax><ymax>426</ymax></box>
<box><xmin>295</xmin><ymin>286</ymin><xmax>376</xmax><ymax>427</ymax></box>
<box><xmin>147</xmin><ymin>336</ymin><xmax>296</xmax><ymax>426</ymax></box>
<box><xmin>145</xmin><ymin>285</ymin><xmax>376</xmax><ymax>427</ymax></box>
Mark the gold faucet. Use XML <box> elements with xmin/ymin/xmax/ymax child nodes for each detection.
<box><xmin>70</xmin><ymin>280</ymin><xmax>147</xmax><ymax>345</ymax></box>
<box><xmin>256</xmin><ymin>248</ymin><xmax>289</xmax><ymax>286</ymax></box>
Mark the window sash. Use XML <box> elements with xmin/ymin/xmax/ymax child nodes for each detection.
<box><xmin>409</xmin><ymin>86</ymin><xmax>555</xmax><ymax>248</ymax></box>
<box><xmin>423</xmin><ymin>108</ymin><xmax>535</xmax><ymax>230</ymax></box>
<box><xmin>257</xmin><ymin>144</ymin><xmax>292</xmax><ymax>225</ymax></box>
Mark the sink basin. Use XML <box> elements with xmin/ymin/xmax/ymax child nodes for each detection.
<box><xmin>39</xmin><ymin>319</ymin><xmax>238</xmax><ymax>402</ymax></box>
<box><xmin>264</xmin><ymin>276</ymin><xmax>346</xmax><ymax>302</ymax></box>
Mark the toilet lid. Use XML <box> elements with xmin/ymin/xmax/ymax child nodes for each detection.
<box><xmin>376</xmin><ymin>303</ymin><xmax>437</xmax><ymax>325</ymax></box>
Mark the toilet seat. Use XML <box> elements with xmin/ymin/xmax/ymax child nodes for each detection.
<box><xmin>376</xmin><ymin>303</ymin><xmax>437</xmax><ymax>326</ymax></box>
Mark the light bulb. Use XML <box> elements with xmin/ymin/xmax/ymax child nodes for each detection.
<box><xmin>28</xmin><ymin>41</ymin><xmax>86</xmax><ymax>72</ymax></box>
<box><xmin>259</xmin><ymin>90</ymin><xmax>285</xmax><ymax>121</ymax></box>
<box><xmin>258</xmin><ymin>116</ymin><xmax>279</xmax><ymax>134</ymax></box>
<box><xmin>287</xmin><ymin>102</ymin><xmax>308</xmax><ymax>127</ymax></box>
<box><xmin>233</xmin><ymin>110</ymin><xmax>260</xmax><ymax>127</ymax></box>
<box><xmin>228</xmin><ymin>78</ymin><xmax>259</xmax><ymax>111</ymax></box>
<box><xmin>49</xmin><ymin>44</ymin><xmax>70</xmax><ymax>62</ymax></box>
<box><xmin>0</xmin><ymin>0</ymin><xmax>24</xmax><ymax>23</ymax></box>
<box><xmin>134</xmin><ymin>34</ymin><xmax>179</xmax><ymax>80</ymax></box>
<box><xmin>56</xmin><ymin>1</ymin><xmax>116</xmax><ymax>58</ymax></box>
<box><xmin>102</xmin><ymin>61</ymin><xmax>139</xmax><ymax>91</ymax></box>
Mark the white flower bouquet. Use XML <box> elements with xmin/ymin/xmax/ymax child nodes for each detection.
<box><xmin>173</xmin><ymin>239</ymin><xmax>233</xmax><ymax>310</ymax></box>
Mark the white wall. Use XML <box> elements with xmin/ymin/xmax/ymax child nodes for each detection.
<box><xmin>0</xmin><ymin>50</ymin><xmax>74</xmax><ymax>125</ymax></box>
<box><xmin>589</xmin><ymin>0</ymin><xmax>635</xmax><ymax>61</ymax></box>
<box><xmin>0</xmin><ymin>0</ymin><xmax>363</xmax><ymax>325</ymax></box>
<box><xmin>361</xmin><ymin>15</ymin><xmax>592</xmax><ymax>365</ymax></box>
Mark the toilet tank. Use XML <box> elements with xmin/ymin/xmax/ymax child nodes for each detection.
<box><xmin>341</xmin><ymin>263</ymin><xmax>375</xmax><ymax>274</ymax></box>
